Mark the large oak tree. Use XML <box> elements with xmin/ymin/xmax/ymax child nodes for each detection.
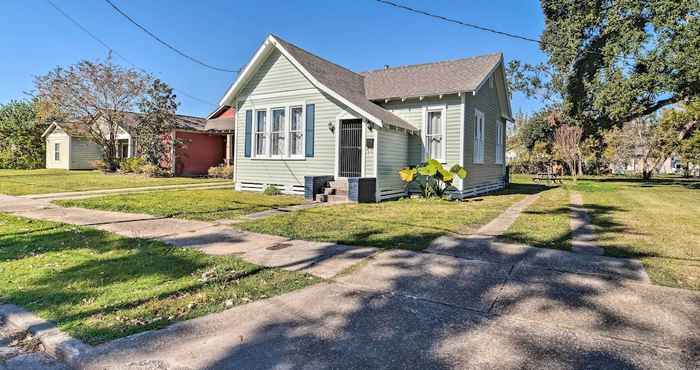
<box><xmin>510</xmin><ymin>0</ymin><xmax>699</xmax><ymax>131</ymax></box>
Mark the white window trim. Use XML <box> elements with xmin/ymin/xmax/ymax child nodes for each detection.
<box><xmin>251</xmin><ymin>102</ymin><xmax>306</xmax><ymax>160</ymax></box>
<box><xmin>495</xmin><ymin>120</ymin><xmax>504</xmax><ymax>164</ymax></box>
<box><xmin>474</xmin><ymin>109</ymin><xmax>485</xmax><ymax>164</ymax></box>
<box><xmin>422</xmin><ymin>105</ymin><xmax>447</xmax><ymax>163</ymax></box>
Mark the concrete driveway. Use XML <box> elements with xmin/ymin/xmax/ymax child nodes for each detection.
<box><xmin>79</xmin><ymin>247</ymin><xmax>698</xmax><ymax>369</ymax></box>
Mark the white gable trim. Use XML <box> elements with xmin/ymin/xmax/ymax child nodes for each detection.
<box><xmin>41</xmin><ymin>122</ymin><xmax>60</xmax><ymax>138</ymax></box>
<box><xmin>217</xmin><ymin>35</ymin><xmax>386</xmax><ymax>127</ymax></box>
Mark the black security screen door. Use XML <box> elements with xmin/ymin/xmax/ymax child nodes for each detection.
<box><xmin>339</xmin><ymin>120</ymin><xmax>362</xmax><ymax>177</ymax></box>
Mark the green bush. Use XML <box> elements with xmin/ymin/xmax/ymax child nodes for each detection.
<box><xmin>119</xmin><ymin>157</ymin><xmax>146</xmax><ymax>174</ymax></box>
<box><xmin>263</xmin><ymin>185</ymin><xmax>282</xmax><ymax>196</ymax></box>
<box><xmin>399</xmin><ymin>159</ymin><xmax>467</xmax><ymax>199</ymax></box>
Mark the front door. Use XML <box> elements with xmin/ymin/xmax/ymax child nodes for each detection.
<box><xmin>338</xmin><ymin>120</ymin><xmax>362</xmax><ymax>178</ymax></box>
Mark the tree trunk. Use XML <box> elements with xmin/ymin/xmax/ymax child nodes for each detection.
<box><xmin>642</xmin><ymin>169</ymin><xmax>653</xmax><ymax>180</ymax></box>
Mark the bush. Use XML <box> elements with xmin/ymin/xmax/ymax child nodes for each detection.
<box><xmin>399</xmin><ymin>159</ymin><xmax>468</xmax><ymax>199</ymax></box>
<box><xmin>89</xmin><ymin>160</ymin><xmax>109</xmax><ymax>172</ymax></box>
<box><xmin>262</xmin><ymin>185</ymin><xmax>282</xmax><ymax>196</ymax></box>
<box><xmin>208</xmin><ymin>164</ymin><xmax>234</xmax><ymax>179</ymax></box>
<box><xmin>119</xmin><ymin>157</ymin><xmax>146</xmax><ymax>174</ymax></box>
<box><xmin>141</xmin><ymin>164</ymin><xmax>169</xmax><ymax>178</ymax></box>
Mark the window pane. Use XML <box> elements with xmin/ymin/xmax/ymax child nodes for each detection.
<box><xmin>256</xmin><ymin>111</ymin><xmax>267</xmax><ymax>132</ymax></box>
<box><xmin>290</xmin><ymin>107</ymin><xmax>303</xmax><ymax>155</ymax></box>
<box><xmin>291</xmin><ymin>107</ymin><xmax>302</xmax><ymax>131</ymax></box>
<box><xmin>430</xmin><ymin>112</ymin><xmax>441</xmax><ymax>134</ymax></box>
<box><xmin>271</xmin><ymin>109</ymin><xmax>285</xmax><ymax>155</ymax></box>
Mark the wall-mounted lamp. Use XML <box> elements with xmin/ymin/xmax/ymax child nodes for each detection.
<box><xmin>328</xmin><ymin>121</ymin><xmax>335</xmax><ymax>132</ymax></box>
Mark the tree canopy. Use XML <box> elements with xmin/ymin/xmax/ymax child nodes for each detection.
<box><xmin>0</xmin><ymin>100</ymin><xmax>45</xmax><ymax>169</ymax></box>
<box><xmin>510</xmin><ymin>0</ymin><xmax>699</xmax><ymax>130</ymax></box>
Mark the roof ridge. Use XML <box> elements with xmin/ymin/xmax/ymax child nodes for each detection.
<box><xmin>360</xmin><ymin>52</ymin><xmax>502</xmax><ymax>74</ymax></box>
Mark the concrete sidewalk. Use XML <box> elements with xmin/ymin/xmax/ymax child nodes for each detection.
<box><xmin>0</xmin><ymin>195</ymin><xmax>375</xmax><ymax>279</ymax></box>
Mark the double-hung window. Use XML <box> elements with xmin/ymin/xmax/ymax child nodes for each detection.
<box><xmin>424</xmin><ymin>106</ymin><xmax>445</xmax><ymax>162</ymax></box>
<box><xmin>54</xmin><ymin>143</ymin><xmax>60</xmax><ymax>161</ymax></box>
<box><xmin>289</xmin><ymin>106</ymin><xmax>304</xmax><ymax>157</ymax></box>
<box><xmin>271</xmin><ymin>108</ymin><xmax>285</xmax><ymax>156</ymax></box>
<box><xmin>474</xmin><ymin>109</ymin><xmax>485</xmax><ymax>164</ymax></box>
<box><xmin>495</xmin><ymin>121</ymin><xmax>504</xmax><ymax>164</ymax></box>
<box><xmin>252</xmin><ymin>105</ymin><xmax>305</xmax><ymax>159</ymax></box>
<box><xmin>255</xmin><ymin>110</ymin><xmax>267</xmax><ymax>156</ymax></box>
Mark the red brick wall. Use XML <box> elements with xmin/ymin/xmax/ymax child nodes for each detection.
<box><xmin>174</xmin><ymin>131</ymin><xmax>226</xmax><ymax>176</ymax></box>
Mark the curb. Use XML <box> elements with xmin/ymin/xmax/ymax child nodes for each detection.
<box><xmin>0</xmin><ymin>304</ymin><xmax>91</xmax><ymax>369</ymax></box>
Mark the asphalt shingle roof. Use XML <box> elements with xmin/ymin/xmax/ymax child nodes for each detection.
<box><xmin>361</xmin><ymin>54</ymin><xmax>503</xmax><ymax>100</ymax></box>
<box><xmin>271</xmin><ymin>35</ymin><xmax>502</xmax><ymax>130</ymax></box>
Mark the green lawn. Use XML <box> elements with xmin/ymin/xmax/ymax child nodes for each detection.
<box><xmin>502</xmin><ymin>174</ymin><xmax>700</xmax><ymax>291</ymax></box>
<box><xmin>0</xmin><ymin>169</ymin><xmax>228</xmax><ymax>196</ymax></box>
<box><xmin>237</xmin><ymin>185</ymin><xmax>540</xmax><ymax>250</ymax></box>
<box><xmin>56</xmin><ymin>189</ymin><xmax>304</xmax><ymax>221</ymax></box>
<box><xmin>0</xmin><ymin>213</ymin><xmax>318</xmax><ymax>344</ymax></box>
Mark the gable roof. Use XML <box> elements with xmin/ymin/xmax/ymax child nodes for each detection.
<box><xmin>361</xmin><ymin>54</ymin><xmax>503</xmax><ymax>100</ymax></box>
<box><xmin>42</xmin><ymin>112</ymin><xmax>212</xmax><ymax>138</ymax></box>
<box><xmin>217</xmin><ymin>35</ymin><xmax>513</xmax><ymax>130</ymax></box>
<box><xmin>42</xmin><ymin>122</ymin><xmax>91</xmax><ymax>138</ymax></box>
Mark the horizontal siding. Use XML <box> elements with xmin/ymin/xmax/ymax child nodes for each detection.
<box><xmin>70</xmin><ymin>138</ymin><xmax>101</xmax><ymax>169</ymax></box>
<box><xmin>45</xmin><ymin>131</ymin><xmax>70</xmax><ymax>169</ymax></box>
<box><xmin>377</xmin><ymin>127</ymin><xmax>409</xmax><ymax>195</ymax></box>
<box><xmin>463</xmin><ymin>77</ymin><xmax>506</xmax><ymax>187</ymax></box>
<box><xmin>235</xmin><ymin>50</ymin><xmax>360</xmax><ymax>187</ymax></box>
<box><xmin>380</xmin><ymin>95</ymin><xmax>462</xmax><ymax>167</ymax></box>
<box><xmin>365</xmin><ymin>127</ymin><xmax>376</xmax><ymax>177</ymax></box>
<box><xmin>240</xmin><ymin>49</ymin><xmax>314</xmax><ymax>97</ymax></box>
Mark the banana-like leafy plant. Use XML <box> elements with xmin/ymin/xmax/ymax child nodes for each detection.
<box><xmin>399</xmin><ymin>159</ymin><xmax>468</xmax><ymax>199</ymax></box>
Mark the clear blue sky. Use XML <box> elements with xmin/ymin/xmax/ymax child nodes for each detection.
<box><xmin>0</xmin><ymin>0</ymin><xmax>547</xmax><ymax>117</ymax></box>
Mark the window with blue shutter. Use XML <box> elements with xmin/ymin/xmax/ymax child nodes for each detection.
<box><xmin>305</xmin><ymin>104</ymin><xmax>315</xmax><ymax>157</ymax></box>
<box><xmin>244</xmin><ymin>110</ymin><xmax>252</xmax><ymax>158</ymax></box>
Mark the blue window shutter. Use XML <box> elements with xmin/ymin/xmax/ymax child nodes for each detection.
<box><xmin>244</xmin><ymin>110</ymin><xmax>252</xmax><ymax>158</ymax></box>
<box><xmin>305</xmin><ymin>104</ymin><xmax>315</xmax><ymax>157</ymax></box>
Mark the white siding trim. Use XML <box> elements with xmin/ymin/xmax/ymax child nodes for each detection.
<box><xmin>361</xmin><ymin>119</ymin><xmax>367</xmax><ymax>177</ymax></box>
<box><xmin>243</xmin><ymin>88</ymin><xmax>317</xmax><ymax>101</ymax></box>
<box><xmin>458</xmin><ymin>94</ymin><xmax>466</xmax><ymax>189</ymax></box>
<box><xmin>422</xmin><ymin>104</ymin><xmax>447</xmax><ymax>163</ymax></box>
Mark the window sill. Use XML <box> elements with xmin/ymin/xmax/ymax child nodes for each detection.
<box><xmin>250</xmin><ymin>156</ymin><xmax>307</xmax><ymax>161</ymax></box>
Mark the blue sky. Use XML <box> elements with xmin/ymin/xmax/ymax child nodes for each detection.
<box><xmin>0</xmin><ymin>0</ymin><xmax>547</xmax><ymax>117</ymax></box>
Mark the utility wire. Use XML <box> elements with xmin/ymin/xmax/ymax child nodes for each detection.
<box><xmin>103</xmin><ymin>0</ymin><xmax>239</xmax><ymax>73</ymax></box>
<box><xmin>374</xmin><ymin>0</ymin><xmax>636</xmax><ymax>63</ymax></box>
<box><xmin>374</xmin><ymin>0</ymin><xmax>540</xmax><ymax>44</ymax></box>
<box><xmin>45</xmin><ymin>0</ymin><xmax>217</xmax><ymax>108</ymax></box>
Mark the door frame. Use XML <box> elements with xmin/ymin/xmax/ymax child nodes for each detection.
<box><xmin>334</xmin><ymin>115</ymin><xmax>366</xmax><ymax>178</ymax></box>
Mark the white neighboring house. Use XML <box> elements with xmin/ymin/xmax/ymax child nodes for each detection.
<box><xmin>42</xmin><ymin>121</ymin><xmax>133</xmax><ymax>170</ymax></box>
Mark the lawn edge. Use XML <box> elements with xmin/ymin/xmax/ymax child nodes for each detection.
<box><xmin>0</xmin><ymin>303</ymin><xmax>91</xmax><ymax>367</ymax></box>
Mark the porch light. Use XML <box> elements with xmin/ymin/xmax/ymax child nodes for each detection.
<box><xmin>328</xmin><ymin>121</ymin><xmax>335</xmax><ymax>132</ymax></box>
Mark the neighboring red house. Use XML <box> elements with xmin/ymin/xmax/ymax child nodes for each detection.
<box><xmin>163</xmin><ymin>113</ymin><xmax>234</xmax><ymax>176</ymax></box>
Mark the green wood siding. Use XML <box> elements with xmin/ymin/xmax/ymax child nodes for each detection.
<box><xmin>463</xmin><ymin>76</ymin><xmax>507</xmax><ymax>189</ymax></box>
<box><xmin>70</xmin><ymin>137</ymin><xmax>102</xmax><ymax>169</ymax></box>
<box><xmin>240</xmin><ymin>49</ymin><xmax>314</xmax><ymax>97</ymax></box>
<box><xmin>376</xmin><ymin>127</ymin><xmax>409</xmax><ymax>199</ymax></box>
<box><xmin>234</xmin><ymin>50</ymin><xmax>363</xmax><ymax>191</ymax></box>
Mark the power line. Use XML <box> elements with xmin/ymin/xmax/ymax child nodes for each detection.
<box><xmin>103</xmin><ymin>0</ymin><xmax>239</xmax><ymax>74</ymax></box>
<box><xmin>374</xmin><ymin>0</ymin><xmax>636</xmax><ymax>63</ymax></box>
<box><xmin>374</xmin><ymin>0</ymin><xmax>540</xmax><ymax>44</ymax></box>
<box><xmin>45</xmin><ymin>0</ymin><xmax>217</xmax><ymax>108</ymax></box>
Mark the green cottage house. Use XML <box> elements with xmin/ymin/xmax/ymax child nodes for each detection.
<box><xmin>212</xmin><ymin>34</ymin><xmax>512</xmax><ymax>202</ymax></box>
